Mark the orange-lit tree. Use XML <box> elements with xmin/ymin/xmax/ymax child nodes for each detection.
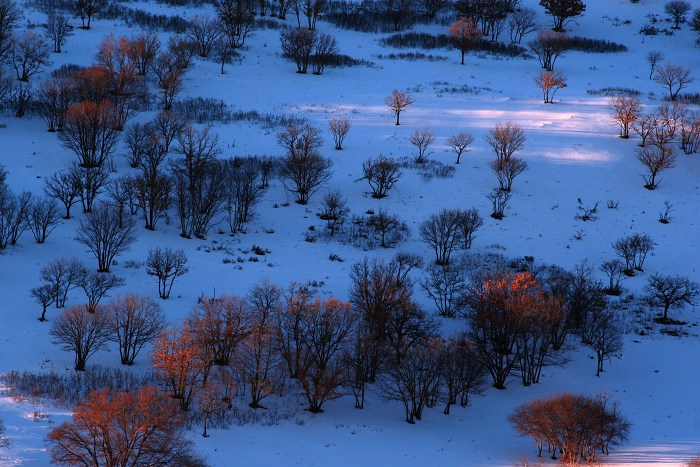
<box><xmin>449</xmin><ymin>18</ymin><xmax>481</xmax><ymax>65</ymax></box>
<box><xmin>59</xmin><ymin>100</ymin><xmax>120</xmax><ymax>168</ymax></box>
<box><xmin>47</xmin><ymin>386</ymin><xmax>203</xmax><ymax>465</ymax></box>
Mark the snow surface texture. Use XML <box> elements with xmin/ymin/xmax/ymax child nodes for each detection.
<box><xmin>0</xmin><ymin>0</ymin><xmax>699</xmax><ymax>465</ymax></box>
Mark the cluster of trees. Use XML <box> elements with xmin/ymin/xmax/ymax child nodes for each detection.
<box><xmin>510</xmin><ymin>392</ymin><xmax>630</xmax><ymax>463</ymax></box>
<box><xmin>610</xmin><ymin>96</ymin><xmax>695</xmax><ymax>189</ymax></box>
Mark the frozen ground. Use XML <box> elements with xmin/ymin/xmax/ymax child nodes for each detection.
<box><xmin>0</xmin><ymin>0</ymin><xmax>699</xmax><ymax>464</ymax></box>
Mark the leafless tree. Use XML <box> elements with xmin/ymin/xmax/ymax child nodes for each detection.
<box><xmin>447</xmin><ymin>132</ymin><xmax>474</xmax><ymax>164</ymax></box>
<box><xmin>36</xmin><ymin>76</ymin><xmax>73</xmax><ymax>132</ymax></box>
<box><xmin>31</xmin><ymin>284</ymin><xmax>55</xmax><ymax>321</ymax></box>
<box><xmin>187</xmin><ymin>14</ymin><xmax>222</xmax><ymax>58</ymax></box>
<box><xmin>484</xmin><ymin>122</ymin><xmax>526</xmax><ymax>164</ymax></box>
<box><xmin>379</xmin><ymin>339</ymin><xmax>442</xmax><ymax>423</ymax></box>
<box><xmin>646</xmin><ymin>50</ymin><xmax>664</xmax><ymax>80</ymax></box>
<box><xmin>458</xmin><ymin>208</ymin><xmax>483</xmax><ymax>249</ymax></box>
<box><xmin>134</xmin><ymin>172</ymin><xmax>171</xmax><ymax>231</ymax></box>
<box><xmin>311</xmin><ymin>31</ymin><xmax>338</xmax><ymax>75</ymax></box>
<box><xmin>361</xmin><ymin>155</ymin><xmax>401</xmax><ymax>198</ymax></box>
<box><xmin>631</xmin><ymin>111</ymin><xmax>656</xmax><ymax>147</ymax></box>
<box><xmin>509</xmin><ymin>6</ymin><xmax>538</xmax><ymax>43</ymax></box>
<box><xmin>221</xmin><ymin>157</ymin><xmax>264</xmax><ymax>234</ymax></box>
<box><xmin>151</xmin><ymin>51</ymin><xmax>185</xmax><ymax>110</ymax></box>
<box><xmin>44</xmin><ymin>12</ymin><xmax>73</xmax><ymax>53</ymax></box>
<box><xmin>528</xmin><ymin>29</ymin><xmax>567</xmax><ymax>71</ymax></box>
<box><xmin>318</xmin><ymin>190</ymin><xmax>348</xmax><ymax>235</ymax></box>
<box><xmin>385</xmin><ymin>89</ymin><xmax>414</xmax><ymax>125</ymax></box>
<box><xmin>644</xmin><ymin>273</ymin><xmax>700</xmax><ymax>321</ymax></box>
<box><xmin>50</xmin><ymin>305</ymin><xmax>110</xmax><ymax>370</ymax></box>
<box><xmin>636</xmin><ymin>145</ymin><xmax>675</xmax><ymax>190</ymax></box>
<box><xmin>79</xmin><ymin>271</ymin><xmax>125</xmax><ymax>313</ymax></box>
<box><xmin>449</xmin><ymin>18</ymin><xmax>481</xmax><ymax>65</ymax></box>
<box><xmin>368</xmin><ymin>209</ymin><xmax>404</xmax><ymax>248</ymax></box>
<box><xmin>488</xmin><ymin>188</ymin><xmax>511</xmax><ymax>219</ymax></box>
<box><xmin>665</xmin><ymin>0</ymin><xmax>691</xmax><ymax>29</ymax></box>
<box><xmin>439</xmin><ymin>335</ymin><xmax>485</xmax><ymax>414</ymax></box>
<box><xmin>583</xmin><ymin>307</ymin><xmax>623</xmax><ymax>376</ymax></box>
<box><xmin>419</xmin><ymin>0</ymin><xmax>448</xmax><ymax>18</ymax></box>
<box><xmin>171</xmin><ymin>125</ymin><xmax>225</xmax><ymax>238</ymax></box>
<box><xmin>59</xmin><ymin>100</ymin><xmax>120</xmax><ymax>168</ymax></box>
<box><xmin>490</xmin><ymin>156</ymin><xmax>528</xmax><ymax>192</ymax></box>
<box><xmin>152</xmin><ymin>110</ymin><xmax>187</xmax><ymax>154</ymax></box>
<box><xmin>11</xmin><ymin>32</ymin><xmax>51</xmax><ymax>81</ymax></box>
<box><xmin>26</xmin><ymin>196</ymin><xmax>62</xmax><ymax>243</ymax></box>
<box><xmin>280</xmin><ymin>27</ymin><xmax>316</xmax><ymax>74</ymax></box>
<box><xmin>76</xmin><ymin>203</ymin><xmax>137</xmax><ymax>272</ymax></box>
<box><xmin>535</xmin><ymin>69</ymin><xmax>566</xmax><ymax>103</ymax></box>
<box><xmin>654</xmin><ymin>63</ymin><xmax>693</xmax><ymax>101</ymax></box>
<box><xmin>410</xmin><ymin>127</ymin><xmax>435</xmax><ymax>163</ymax></box>
<box><xmin>609</xmin><ymin>95</ymin><xmax>641</xmax><ymax>139</ymax></box>
<box><xmin>72</xmin><ymin>165</ymin><xmax>107</xmax><ymax>214</ymax></box>
<box><xmin>381</xmin><ymin>0</ymin><xmax>416</xmax><ymax>32</ymax></box>
<box><xmin>0</xmin><ymin>0</ymin><xmax>21</xmax><ymax>63</ymax></box>
<box><xmin>0</xmin><ymin>188</ymin><xmax>31</xmax><ymax>247</ymax></box>
<box><xmin>539</xmin><ymin>0</ymin><xmax>586</xmax><ymax>31</ymax></box>
<box><xmin>600</xmin><ymin>260</ymin><xmax>626</xmax><ymax>296</ymax></box>
<box><xmin>146</xmin><ymin>247</ymin><xmax>189</xmax><ymax>299</ymax></box>
<box><xmin>278</xmin><ymin>125</ymin><xmax>331</xmax><ymax>204</ymax></box>
<box><xmin>40</xmin><ymin>257</ymin><xmax>87</xmax><ymax>308</ymax></box>
<box><xmin>216</xmin><ymin>0</ymin><xmax>256</xmax><ymax>50</ymax></box>
<box><xmin>612</xmin><ymin>233</ymin><xmax>655</xmax><ymax>275</ymax></box>
<box><xmin>131</xmin><ymin>30</ymin><xmax>160</xmax><ymax>76</ymax></box>
<box><xmin>74</xmin><ymin>0</ymin><xmax>106</xmax><ymax>29</ymax></box>
<box><xmin>421</xmin><ymin>259</ymin><xmax>468</xmax><ymax>317</ymax></box>
<box><xmin>419</xmin><ymin>208</ymin><xmax>466</xmax><ymax>265</ymax></box>
<box><xmin>680</xmin><ymin>112</ymin><xmax>700</xmax><ymax>154</ymax></box>
<box><xmin>106</xmin><ymin>294</ymin><xmax>165</xmax><ymax>365</ymax></box>
<box><xmin>328</xmin><ymin>117</ymin><xmax>350</xmax><ymax>150</ymax></box>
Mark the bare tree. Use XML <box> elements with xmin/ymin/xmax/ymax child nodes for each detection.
<box><xmin>216</xmin><ymin>0</ymin><xmax>256</xmax><ymax>50</ymax></box>
<box><xmin>74</xmin><ymin>0</ymin><xmax>107</xmax><ymax>29</ymax></box>
<box><xmin>539</xmin><ymin>0</ymin><xmax>586</xmax><ymax>31</ymax></box>
<box><xmin>187</xmin><ymin>14</ymin><xmax>222</xmax><ymax>58</ymax></box>
<box><xmin>488</xmin><ymin>188</ymin><xmax>511</xmax><ymax>219</ymax></box>
<box><xmin>0</xmin><ymin>0</ymin><xmax>21</xmax><ymax>63</ymax></box>
<box><xmin>612</xmin><ymin>233</ymin><xmax>655</xmax><ymax>275</ymax></box>
<box><xmin>311</xmin><ymin>31</ymin><xmax>338</xmax><ymax>75</ymax></box>
<box><xmin>280</xmin><ymin>27</ymin><xmax>316</xmax><ymax>74</ymax></box>
<box><xmin>221</xmin><ymin>157</ymin><xmax>264</xmax><ymax>234</ymax></box>
<box><xmin>419</xmin><ymin>208</ymin><xmax>466</xmax><ymax>265</ymax></box>
<box><xmin>76</xmin><ymin>203</ymin><xmax>137</xmax><ymax>272</ymax></box>
<box><xmin>318</xmin><ymin>190</ymin><xmax>348</xmax><ymax>235</ymax></box>
<box><xmin>328</xmin><ymin>117</ymin><xmax>350</xmax><ymax>150</ymax></box>
<box><xmin>11</xmin><ymin>32</ymin><xmax>51</xmax><ymax>81</ymax></box>
<box><xmin>665</xmin><ymin>0</ymin><xmax>691</xmax><ymax>29</ymax></box>
<box><xmin>31</xmin><ymin>284</ymin><xmax>54</xmax><ymax>321</ymax></box>
<box><xmin>379</xmin><ymin>339</ymin><xmax>442</xmax><ymax>423</ymax></box>
<box><xmin>600</xmin><ymin>259</ymin><xmax>626</xmax><ymax>296</ymax></box>
<box><xmin>449</xmin><ymin>18</ymin><xmax>481</xmax><ymax>65</ymax></box>
<box><xmin>0</xmin><ymin>189</ymin><xmax>31</xmax><ymax>247</ymax></box>
<box><xmin>361</xmin><ymin>155</ymin><xmax>401</xmax><ymax>199</ymax></box>
<box><xmin>458</xmin><ymin>208</ymin><xmax>483</xmax><ymax>249</ymax></box>
<box><xmin>278</xmin><ymin>125</ymin><xmax>332</xmax><ymax>204</ymax></box>
<box><xmin>74</xmin><ymin>165</ymin><xmax>109</xmax><ymax>214</ymax></box>
<box><xmin>646</xmin><ymin>50</ymin><xmax>664</xmax><ymax>80</ymax></box>
<box><xmin>528</xmin><ymin>29</ymin><xmax>567</xmax><ymax>71</ymax></box>
<box><xmin>439</xmin><ymin>335</ymin><xmax>485</xmax><ymax>414</ymax></box>
<box><xmin>40</xmin><ymin>257</ymin><xmax>87</xmax><ymax>308</ymax></box>
<box><xmin>584</xmin><ymin>308</ymin><xmax>623</xmax><ymax>376</ymax></box>
<box><xmin>490</xmin><ymin>156</ymin><xmax>528</xmax><ymax>192</ymax></box>
<box><xmin>637</xmin><ymin>145</ymin><xmax>675</xmax><ymax>190</ymax></box>
<box><xmin>152</xmin><ymin>110</ymin><xmax>187</xmax><ymax>154</ymax></box>
<box><xmin>484</xmin><ymin>122</ymin><xmax>526</xmax><ymax>163</ymax></box>
<box><xmin>79</xmin><ymin>271</ymin><xmax>124</xmax><ymax>313</ymax></box>
<box><xmin>151</xmin><ymin>51</ymin><xmax>185</xmax><ymax>110</ymax></box>
<box><xmin>146</xmin><ymin>247</ymin><xmax>189</xmax><ymax>299</ymax></box>
<box><xmin>421</xmin><ymin>259</ymin><xmax>468</xmax><ymax>317</ymax></box>
<box><xmin>447</xmin><ymin>132</ymin><xmax>474</xmax><ymax>164</ymax></box>
<box><xmin>44</xmin><ymin>12</ymin><xmax>73</xmax><ymax>53</ymax></box>
<box><xmin>385</xmin><ymin>89</ymin><xmax>414</xmax><ymax>125</ymax></box>
<box><xmin>654</xmin><ymin>63</ymin><xmax>693</xmax><ymax>101</ymax></box>
<box><xmin>368</xmin><ymin>209</ymin><xmax>404</xmax><ymax>248</ymax></box>
<box><xmin>644</xmin><ymin>273</ymin><xmax>700</xmax><ymax>321</ymax></box>
<box><xmin>50</xmin><ymin>305</ymin><xmax>110</xmax><ymax>370</ymax></box>
<box><xmin>59</xmin><ymin>100</ymin><xmax>120</xmax><ymax>168</ymax></box>
<box><xmin>632</xmin><ymin>111</ymin><xmax>656</xmax><ymax>147</ymax></box>
<box><xmin>131</xmin><ymin>30</ymin><xmax>160</xmax><ymax>76</ymax></box>
<box><xmin>410</xmin><ymin>127</ymin><xmax>435</xmax><ymax>163</ymax></box>
<box><xmin>47</xmin><ymin>386</ymin><xmax>202</xmax><ymax>466</ymax></box>
<box><xmin>36</xmin><ymin>75</ymin><xmax>73</xmax><ymax>132</ymax></box>
<box><xmin>26</xmin><ymin>196</ymin><xmax>62</xmax><ymax>243</ymax></box>
<box><xmin>609</xmin><ymin>95</ymin><xmax>641</xmax><ymax>139</ymax></box>
<box><xmin>106</xmin><ymin>294</ymin><xmax>165</xmax><ymax>365</ymax></box>
<box><xmin>105</xmin><ymin>176</ymin><xmax>136</xmax><ymax>227</ymax></box>
<box><xmin>509</xmin><ymin>7</ymin><xmax>538</xmax><ymax>44</ymax></box>
<box><xmin>535</xmin><ymin>69</ymin><xmax>566</xmax><ymax>103</ymax></box>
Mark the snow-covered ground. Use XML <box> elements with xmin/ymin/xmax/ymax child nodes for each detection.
<box><xmin>0</xmin><ymin>0</ymin><xmax>699</xmax><ymax>464</ymax></box>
